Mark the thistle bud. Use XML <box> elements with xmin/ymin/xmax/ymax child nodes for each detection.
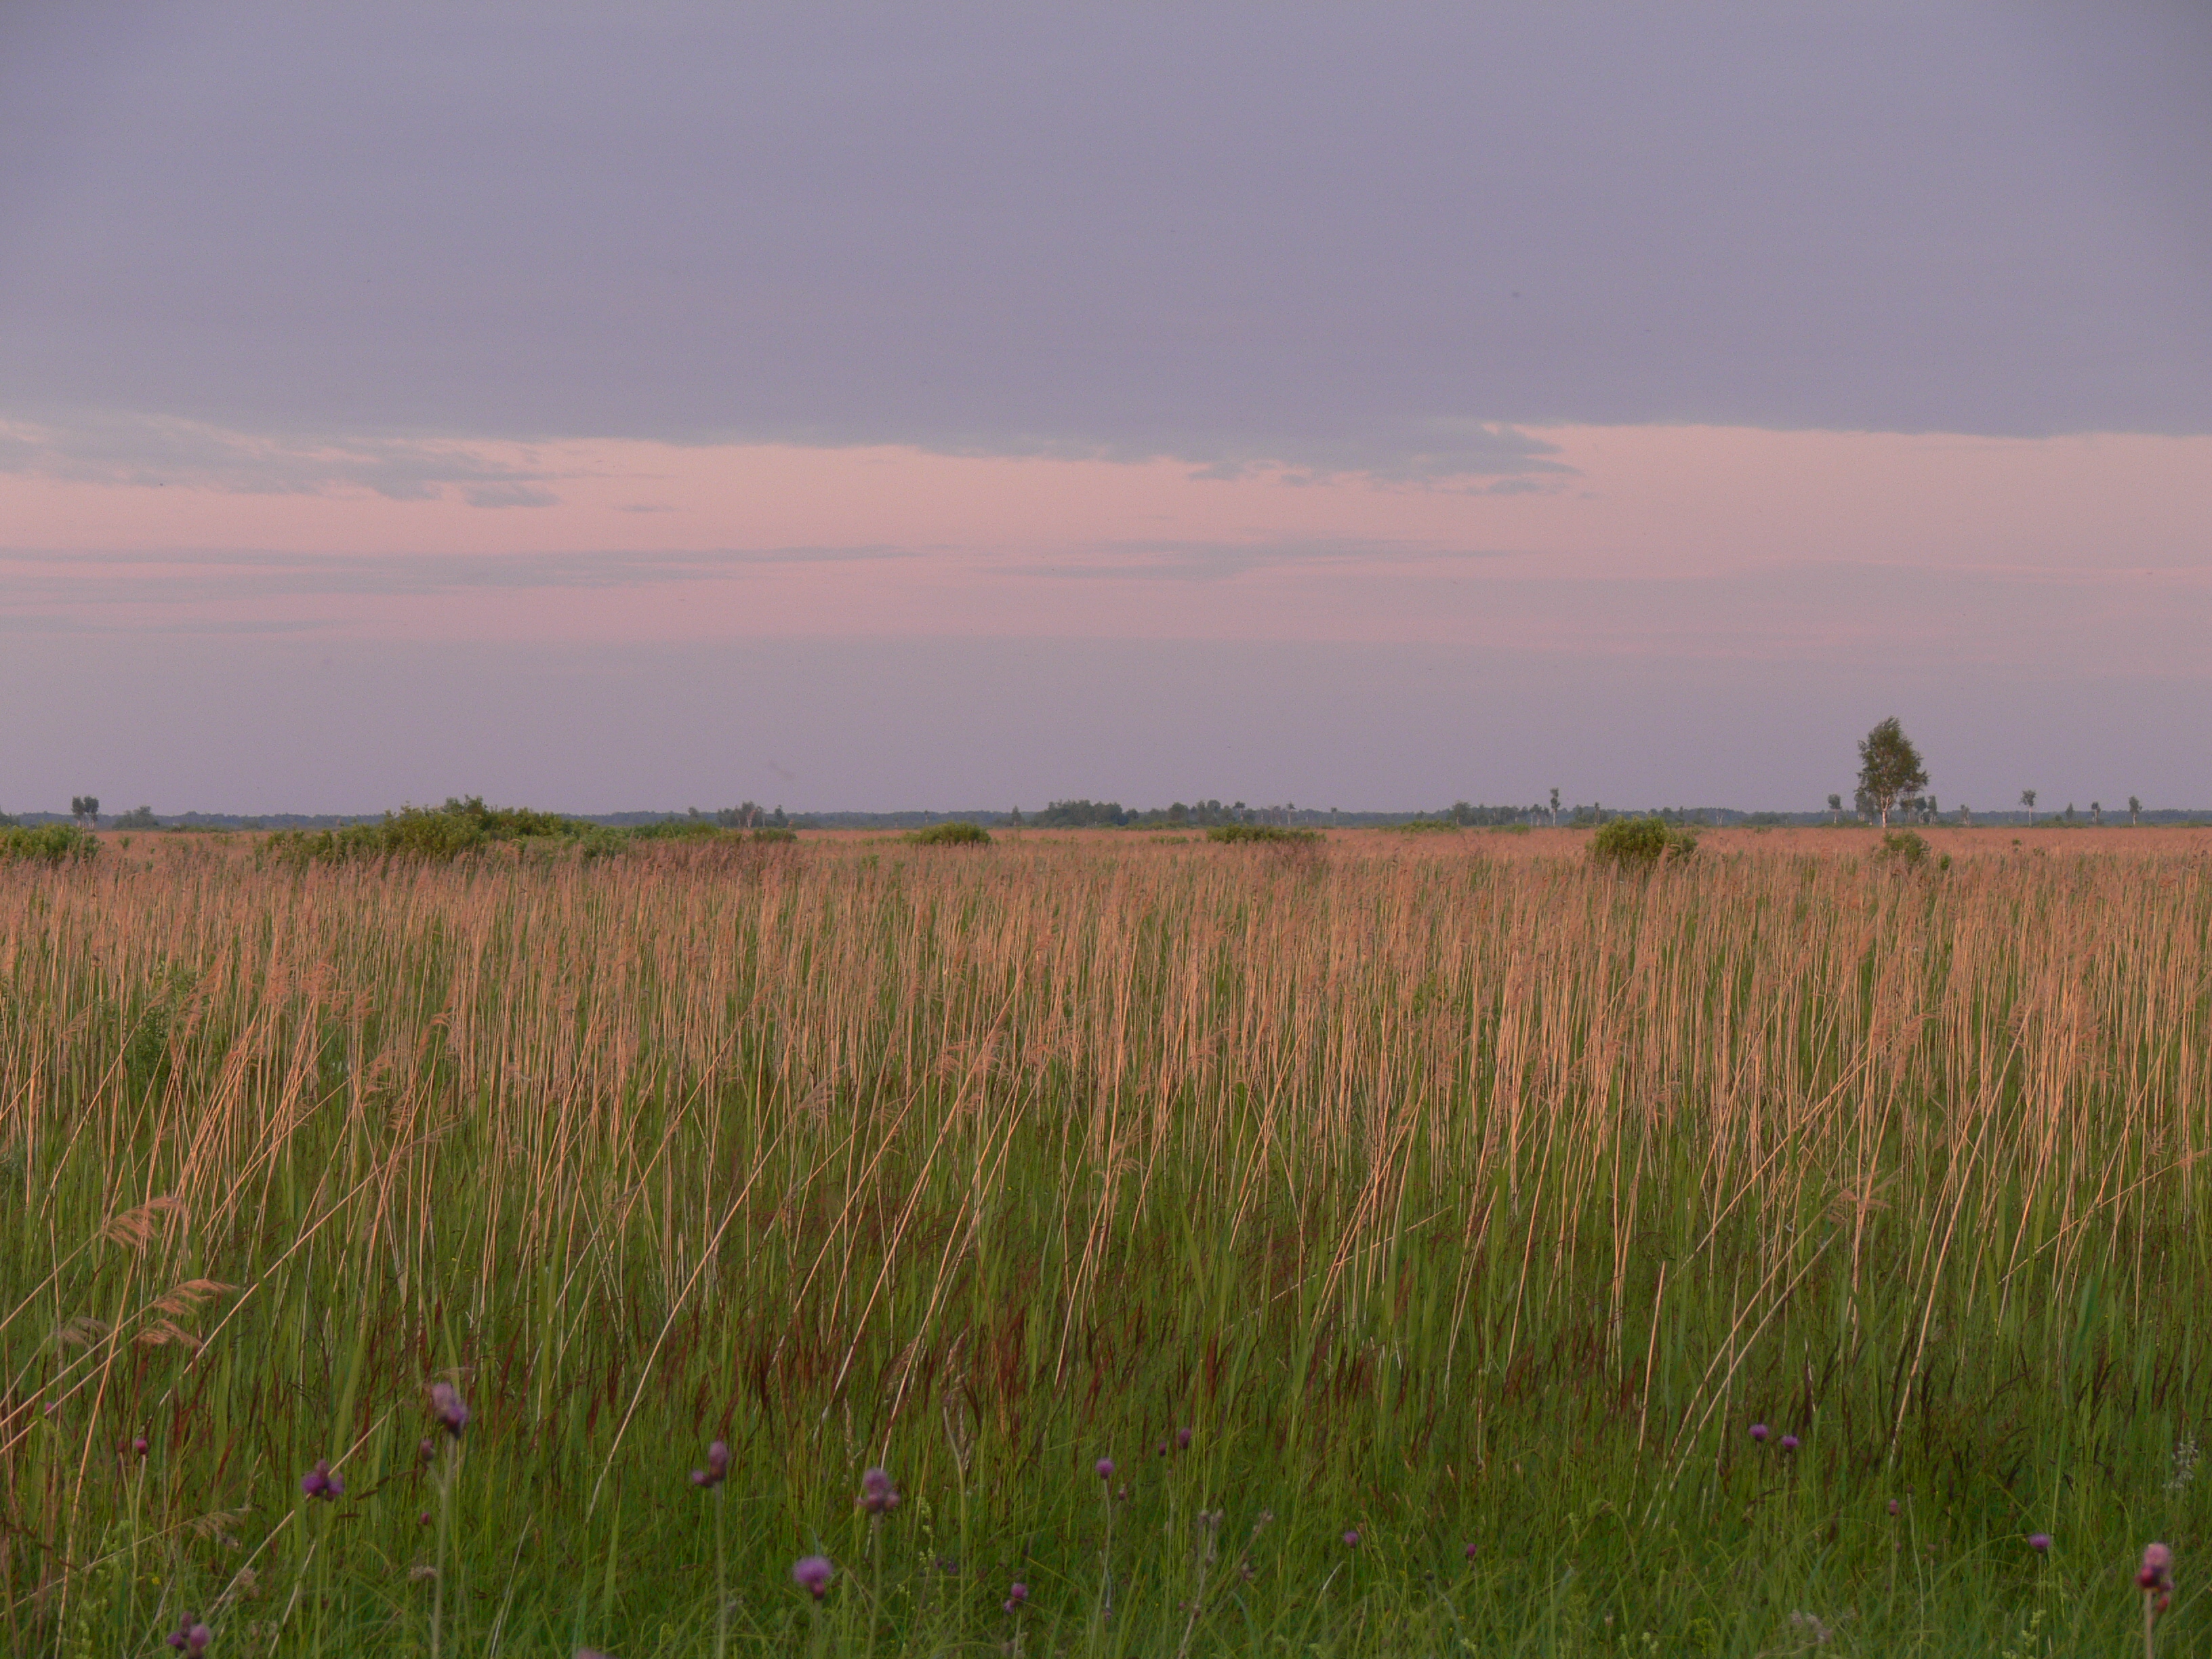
<box><xmin>858</xmin><ymin>1466</ymin><xmax>900</xmax><ymax>1515</ymax></box>
<box><xmin>428</xmin><ymin>1382</ymin><xmax>469</xmax><ymax>1438</ymax></box>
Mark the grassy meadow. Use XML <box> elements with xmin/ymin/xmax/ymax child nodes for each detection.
<box><xmin>1</xmin><ymin>827</ymin><xmax>2207</xmax><ymax>1655</ymax></box>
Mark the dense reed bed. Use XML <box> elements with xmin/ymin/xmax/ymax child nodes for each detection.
<box><xmin>1</xmin><ymin>834</ymin><xmax>2206</xmax><ymax>1655</ymax></box>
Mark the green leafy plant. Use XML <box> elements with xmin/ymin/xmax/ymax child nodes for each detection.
<box><xmin>906</xmin><ymin>821</ymin><xmax>991</xmax><ymax>846</ymax></box>
<box><xmin>0</xmin><ymin>823</ymin><xmax>100</xmax><ymax>865</ymax></box>
<box><xmin>262</xmin><ymin>798</ymin><xmax>588</xmax><ymax>867</ymax></box>
<box><xmin>1589</xmin><ymin>815</ymin><xmax>1698</xmax><ymax>868</ymax></box>
<box><xmin>1877</xmin><ymin>830</ymin><xmax>1930</xmax><ymax>868</ymax></box>
<box><xmin>630</xmin><ymin>814</ymin><xmax>726</xmax><ymax>842</ymax></box>
<box><xmin>1206</xmin><ymin>824</ymin><xmax>1319</xmax><ymax>844</ymax></box>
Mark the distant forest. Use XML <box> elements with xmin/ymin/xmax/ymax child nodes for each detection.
<box><xmin>9</xmin><ymin>798</ymin><xmax>2203</xmax><ymax>832</ymax></box>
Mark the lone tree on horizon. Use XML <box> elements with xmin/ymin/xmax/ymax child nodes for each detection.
<box><xmin>1855</xmin><ymin>718</ymin><xmax>1927</xmax><ymax>830</ymax></box>
<box><xmin>2020</xmin><ymin>788</ymin><xmax>2037</xmax><ymax>825</ymax></box>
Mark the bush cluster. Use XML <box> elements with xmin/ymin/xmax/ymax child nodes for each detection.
<box><xmin>1589</xmin><ymin>815</ymin><xmax>1699</xmax><ymax>869</ymax></box>
<box><xmin>906</xmin><ymin>821</ymin><xmax>991</xmax><ymax>846</ymax></box>
<box><xmin>0</xmin><ymin>823</ymin><xmax>100</xmax><ymax>865</ymax></box>
<box><xmin>1206</xmin><ymin>824</ymin><xmax>1320</xmax><ymax>844</ymax></box>
<box><xmin>263</xmin><ymin>797</ymin><xmax>583</xmax><ymax>867</ymax></box>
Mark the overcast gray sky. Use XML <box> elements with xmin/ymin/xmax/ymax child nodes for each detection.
<box><xmin>3</xmin><ymin>4</ymin><xmax>2208</xmax><ymax>813</ymax></box>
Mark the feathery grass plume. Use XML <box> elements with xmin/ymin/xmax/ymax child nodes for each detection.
<box><xmin>150</xmin><ymin>1277</ymin><xmax>235</xmax><ymax>1316</ymax></box>
<box><xmin>102</xmin><ymin>1195</ymin><xmax>188</xmax><ymax>1250</ymax></box>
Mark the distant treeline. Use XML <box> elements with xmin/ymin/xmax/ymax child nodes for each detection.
<box><xmin>7</xmin><ymin>800</ymin><xmax>2207</xmax><ymax>834</ymax></box>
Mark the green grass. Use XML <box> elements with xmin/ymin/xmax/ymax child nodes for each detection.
<box><xmin>0</xmin><ymin>842</ymin><xmax>2205</xmax><ymax>1656</ymax></box>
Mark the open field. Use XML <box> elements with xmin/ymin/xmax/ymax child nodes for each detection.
<box><xmin>3</xmin><ymin>835</ymin><xmax>2208</xmax><ymax>1655</ymax></box>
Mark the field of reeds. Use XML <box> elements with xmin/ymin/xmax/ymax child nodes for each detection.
<box><xmin>2</xmin><ymin>831</ymin><xmax>2206</xmax><ymax>1656</ymax></box>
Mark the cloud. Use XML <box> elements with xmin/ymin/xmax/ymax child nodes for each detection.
<box><xmin>5</xmin><ymin>9</ymin><xmax>2203</xmax><ymax>477</ymax></box>
<box><xmin>1026</xmin><ymin>537</ymin><xmax>1520</xmax><ymax>582</ymax></box>
<box><xmin>0</xmin><ymin>411</ymin><xmax>566</xmax><ymax>504</ymax></box>
<box><xmin>0</xmin><ymin>545</ymin><xmax>926</xmax><ymax>613</ymax></box>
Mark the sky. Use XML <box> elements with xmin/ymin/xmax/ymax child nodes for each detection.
<box><xmin>3</xmin><ymin>4</ymin><xmax>2208</xmax><ymax>815</ymax></box>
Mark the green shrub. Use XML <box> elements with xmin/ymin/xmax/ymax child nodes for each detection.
<box><xmin>1877</xmin><ymin>830</ymin><xmax>1930</xmax><ymax>868</ymax></box>
<box><xmin>630</xmin><ymin>816</ymin><xmax>726</xmax><ymax>842</ymax></box>
<box><xmin>751</xmin><ymin>826</ymin><xmax>798</xmax><ymax>843</ymax></box>
<box><xmin>906</xmin><ymin>821</ymin><xmax>991</xmax><ymax>846</ymax></box>
<box><xmin>1206</xmin><ymin>824</ymin><xmax>1321</xmax><ymax>844</ymax></box>
<box><xmin>1589</xmin><ymin>815</ymin><xmax>1698</xmax><ymax>869</ymax></box>
<box><xmin>262</xmin><ymin>798</ymin><xmax>596</xmax><ymax>868</ymax></box>
<box><xmin>436</xmin><ymin>796</ymin><xmax>578</xmax><ymax>838</ymax></box>
<box><xmin>0</xmin><ymin>823</ymin><xmax>100</xmax><ymax>865</ymax></box>
<box><xmin>1388</xmin><ymin>819</ymin><xmax>1460</xmax><ymax>834</ymax></box>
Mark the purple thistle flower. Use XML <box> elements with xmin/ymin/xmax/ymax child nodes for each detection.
<box><xmin>1887</xmin><ymin>1499</ymin><xmax>1900</xmax><ymax>1515</ymax></box>
<box><xmin>165</xmin><ymin>1616</ymin><xmax>211</xmax><ymax>1653</ymax></box>
<box><xmin>300</xmin><ymin>1458</ymin><xmax>344</xmax><ymax>1500</ymax></box>
<box><xmin>792</xmin><ymin>1554</ymin><xmax>834</xmax><ymax>1599</ymax></box>
<box><xmin>1779</xmin><ymin>1434</ymin><xmax>1800</xmax><ymax>1452</ymax></box>
<box><xmin>2137</xmin><ymin>1541</ymin><xmax>2173</xmax><ymax>1591</ymax></box>
<box><xmin>418</xmin><ymin>1436</ymin><xmax>437</xmax><ymax>1465</ymax></box>
<box><xmin>428</xmin><ymin>1381</ymin><xmax>469</xmax><ymax>1438</ymax></box>
<box><xmin>131</xmin><ymin>1435</ymin><xmax>150</xmax><ymax>1458</ymax></box>
<box><xmin>1094</xmin><ymin>1456</ymin><xmax>1115</xmax><ymax>1479</ymax></box>
<box><xmin>1176</xmin><ymin>1427</ymin><xmax>1192</xmax><ymax>1450</ymax></box>
<box><xmin>858</xmin><ymin>1465</ymin><xmax>900</xmax><ymax>1515</ymax></box>
<box><xmin>1748</xmin><ymin>1422</ymin><xmax>1769</xmax><ymax>1443</ymax></box>
<box><xmin>1343</xmin><ymin>1530</ymin><xmax>1360</xmax><ymax>1548</ymax></box>
<box><xmin>693</xmin><ymin>1439</ymin><xmax>731</xmax><ymax>1488</ymax></box>
<box><xmin>1465</xmin><ymin>1542</ymin><xmax>1478</xmax><ymax>1560</ymax></box>
<box><xmin>2027</xmin><ymin>1533</ymin><xmax>2051</xmax><ymax>1553</ymax></box>
<box><xmin>1004</xmin><ymin>1580</ymin><xmax>1029</xmax><ymax>1614</ymax></box>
